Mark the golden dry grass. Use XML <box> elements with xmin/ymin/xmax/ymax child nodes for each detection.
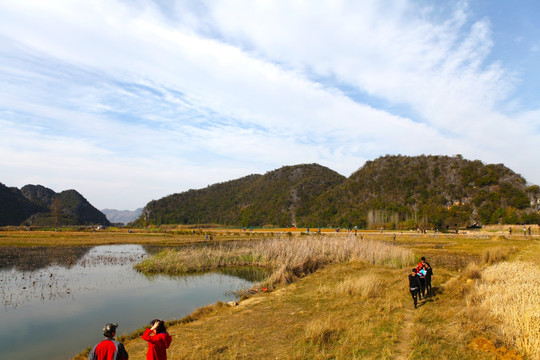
<box><xmin>0</xmin><ymin>228</ymin><xmax>269</xmax><ymax>246</ymax></box>
<box><xmin>303</xmin><ymin>318</ymin><xmax>342</xmax><ymax>346</ymax></box>
<box><xmin>482</xmin><ymin>246</ymin><xmax>518</xmax><ymax>265</ymax></box>
<box><xmin>119</xmin><ymin>263</ymin><xmax>406</xmax><ymax>360</ymax></box>
<box><xmin>330</xmin><ymin>274</ymin><xmax>384</xmax><ymax>299</ymax></box>
<box><xmin>462</xmin><ymin>262</ymin><xmax>482</xmax><ymax>280</ymax></box>
<box><xmin>410</xmin><ymin>275</ymin><xmax>502</xmax><ymax>359</ymax></box>
<box><xmin>469</xmin><ymin>261</ymin><xmax>540</xmax><ymax>359</ymax></box>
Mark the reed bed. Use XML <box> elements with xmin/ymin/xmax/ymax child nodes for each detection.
<box><xmin>481</xmin><ymin>246</ymin><xmax>518</xmax><ymax>265</ymax></box>
<box><xmin>469</xmin><ymin>261</ymin><xmax>540</xmax><ymax>359</ymax></box>
<box><xmin>135</xmin><ymin>235</ymin><xmax>414</xmax><ymax>288</ymax></box>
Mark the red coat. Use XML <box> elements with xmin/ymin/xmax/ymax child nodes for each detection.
<box><xmin>87</xmin><ymin>338</ymin><xmax>129</xmax><ymax>360</ymax></box>
<box><xmin>142</xmin><ymin>329</ymin><xmax>172</xmax><ymax>360</ymax></box>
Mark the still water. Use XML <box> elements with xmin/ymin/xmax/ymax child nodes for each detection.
<box><xmin>0</xmin><ymin>245</ymin><xmax>263</xmax><ymax>360</ymax></box>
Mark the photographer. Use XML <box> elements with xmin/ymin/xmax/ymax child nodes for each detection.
<box><xmin>142</xmin><ymin>319</ymin><xmax>172</xmax><ymax>360</ymax></box>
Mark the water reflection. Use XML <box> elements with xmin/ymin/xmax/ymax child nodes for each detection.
<box><xmin>0</xmin><ymin>246</ymin><xmax>91</xmax><ymax>271</ymax></box>
<box><xmin>216</xmin><ymin>266</ymin><xmax>270</xmax><ymax>283</ymax></box>
<box><xmin>0</xmin><ymin>244</ymin><xmax>260</xmax><ymax>360</ymax></box>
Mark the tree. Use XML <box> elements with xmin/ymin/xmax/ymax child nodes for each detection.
<box><xmin>50</xmin><ymin>198</ymin><xmax>63</xmax><ymax>227</ymax></box>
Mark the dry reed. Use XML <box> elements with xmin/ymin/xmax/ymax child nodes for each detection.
<box><xmin>482</xmin><ymin>246</ymin><xmax>518</xmax><ymax>265</ymax></box>
<box><xmin>135</xmin><ymin>236</ymin><xmax>414</xmax><ymax>288</ymax></box>
<box><xmin>470</xmin><ymin>261</ymin><xmax>540</xmax><ymax>359</ymax></box>
<box><xmin>462</xmin><ymin>262</ymin><xmax>482</xmax><ymax>280</ymax></box>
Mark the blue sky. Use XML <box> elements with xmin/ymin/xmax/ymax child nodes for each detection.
<box><xmin>1</xmin><ymin>0</ymin><xmax>539</xmax><ymax>210</ymax></box>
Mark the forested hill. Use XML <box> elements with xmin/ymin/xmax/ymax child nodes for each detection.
<box><xmin>137</xmin><ymin>155</ymin><xmax>540</xmax><ymax>229</ymax></box>
<box><xmin>0</xmin><ymin>184</ymin><xmax>110</xmax><ymax>227</ymax></box>
<box><xmin>304</xmin><ymin>155</ymin><xmax>539</xmax><ymax>229</ymax></box>
<box><xmin>138</xmin><ymin>164</ymin><xmax>346</xmax><ymax>226</ymax></box>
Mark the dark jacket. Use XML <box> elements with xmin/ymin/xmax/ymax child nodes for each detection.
<box><xmin>425</xmin><ymin>262</ymin><xmax>433</xmax><ymax>277</ymax></box>
<box><xmin>409</xmin><ymin>274</ymin><xmax>421</xmax><ymax>290</ymax></box>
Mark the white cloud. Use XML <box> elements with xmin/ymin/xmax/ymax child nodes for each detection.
<box><xmin>0</xmin><ymin>0</ymin><xmax>539</xmax><ymax>209</ymax></box>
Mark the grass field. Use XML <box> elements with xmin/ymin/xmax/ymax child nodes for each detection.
<box><xmin>1</xmin><ymin>228</ymin><xmax>538</xmax><ymax>359</ymax></box>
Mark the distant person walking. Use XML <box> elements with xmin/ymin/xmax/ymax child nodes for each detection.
<box><xmin>88</xmin><ymin>323</ymin><xmax>129</xmax><ymax>360</ymax></box>
<box><xmin>142</xmin><ymin>319</ymin><xmax>172</xmax><ymax>360</ymax></box>
<box><xmin>408</xmin><ymin>268</ymin><xmax>421</xmax><ymax>308</ymax></box>
<box><xmin>416</xmin><ymin>259</ymin><xmax>427</xmax><ymax>299</ymax></box>
<box><xmin>421</xmin><ymin>257</ymin><xmax>433</xmax><ymax>295</ymax></box>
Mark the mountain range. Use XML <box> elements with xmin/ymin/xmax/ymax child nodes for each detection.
<box><xmin>3</xmin><ymin>155</ymin><xmax>539</xmax><ymax>229</ymax></box>
<box><xmin>135</xmin><ymin>155</ymin><xmax>540</xmax><ymax>229</ymax></box>
<box><xmin>101</xmin><ymin>208</ymin><xmax>143</xmax><ymax>225</ymax></box>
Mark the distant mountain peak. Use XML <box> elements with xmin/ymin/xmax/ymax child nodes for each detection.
<box><xmin>101</xmin><ymin>208</ymin><xmax>143</xmax><ymax>225</ymax></box>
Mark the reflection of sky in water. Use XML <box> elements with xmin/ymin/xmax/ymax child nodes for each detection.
<box><xmin>0</xmin><ymin>245</ymin><xmax>256</xmax><ymax>360</ymax></box>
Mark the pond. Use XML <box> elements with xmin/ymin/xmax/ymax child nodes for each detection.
<box><xmin>0</xmin><ymin>244</ymin><xmax>265</xmax><ymax>360</ymax></box>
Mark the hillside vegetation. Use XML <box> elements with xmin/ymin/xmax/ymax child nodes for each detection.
<box><xmin>137</xmin><ymin>155</ymin><xmax>540</xmax><ymax>229</ymax></box>
<box><xmin>0</xmin><ymin>184</ymin><xmax>110</xmax><ymax>227</ymax></box>
<box><xmin>137</xmin><ymin>164</ymin><xmax>345</xmax><ymax>227</ymax></box>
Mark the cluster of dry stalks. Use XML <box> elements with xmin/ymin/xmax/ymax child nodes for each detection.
<box><xmin>135</xmin><ymin>236</ymin><xmax>413</xmax><ymax>288</ymax></box>
<box><xmin>469</xmin><ymin>261</ymin><xmax>540</xmax><ymax>359</ymax></box>
<box><xmin>482</xmin><ymin>246</ymin><xmax>518</xmax><ymax>265</ymax></box>
<box><xmin>331</xmin><ymin>274</ymin><xmax>384</xmax><ymax>299</ymax></box>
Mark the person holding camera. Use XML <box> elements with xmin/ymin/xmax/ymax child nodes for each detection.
<box><xmin>141</xmin><ymin>319</ymin><xmax>172</xmax><ymax>360</ymax></box>
<box><xmin>88</xmin><ymin>323</ymin><xmax>129</xmax><ymax>360</ymax></box>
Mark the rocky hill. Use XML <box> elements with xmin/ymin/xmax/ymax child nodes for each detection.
<box><xmin>0</xmin><ymin>184</ymin><xmax>110</xmax><ymax>227</ymax></box>
<box><xmin>305</xmin><ymin>155</ymin><xmax>539</xmax><ymax>229</ymax></box>
<box><xmin>137</xmin><ymin>155</ymin><xmax>540</xmax><ymax>229</ymax></box>
<box><xmin>0</xmin><ymin>184</ymin><xmax>44</xmax><ymax>226</ymax></box>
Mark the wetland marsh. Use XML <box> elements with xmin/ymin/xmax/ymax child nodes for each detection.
<box><xmin>0</xmin><ymin>244</ymin><xmax>263</xmax><ymax>360</ymax></box>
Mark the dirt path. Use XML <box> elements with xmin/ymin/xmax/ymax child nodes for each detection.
<box><xmin>393</xmin><ymin>306</ymin><xmax>415</xmax><ymax>360</ymax></box>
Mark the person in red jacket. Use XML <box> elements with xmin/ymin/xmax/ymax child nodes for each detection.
<box><xmin>142</xmin><ymin>319</ymin><xmax>172</xmax><ymax>360</ymax></box>
<box><xmin>88</xmin><ymin>323</ymin><xmax>129</xmax><ymax>360</ymax></box>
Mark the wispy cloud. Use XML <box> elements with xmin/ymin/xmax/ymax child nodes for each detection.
<box><xmin>0</xmin><ymin>0</ymin><xmax>538</xmax><ymax>209</ymax></box>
